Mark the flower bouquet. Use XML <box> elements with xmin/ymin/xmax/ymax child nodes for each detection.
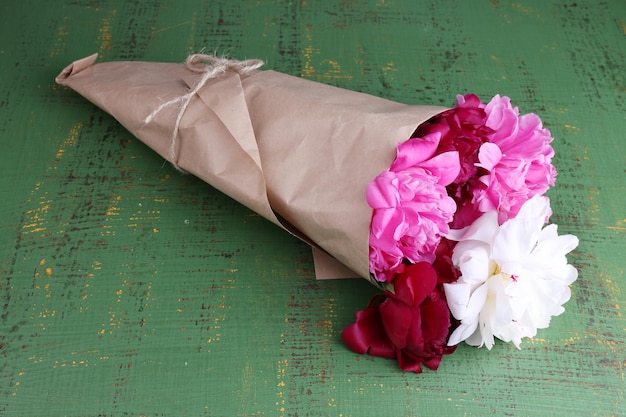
<box><xmin>56</xmin><ymin>53</ymin><xmax>579</xmax><ymax>373</ymax></box>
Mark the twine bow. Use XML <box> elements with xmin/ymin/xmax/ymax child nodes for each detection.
<box><xmin>143</xmin><ymin>54</ymin><xmax>264</xmax><ymax>171</ymax></box>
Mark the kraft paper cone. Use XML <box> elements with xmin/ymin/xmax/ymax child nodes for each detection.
<box><xmin>56</xmin><ymin>54</ymin><xmax>447</xmax><ymax>282</ymax></box>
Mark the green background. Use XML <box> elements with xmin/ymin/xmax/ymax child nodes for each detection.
<box><xmin>1</xmin><ymin>1</ymin><xmax>624</xmax><ymax>416</ymax></box>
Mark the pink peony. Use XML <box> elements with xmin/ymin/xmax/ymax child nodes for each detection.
<box><xmin>367</xmin><ymin>133</ymin><xmax>459</xmax><ymax>282</ymax></box>
<box><xmin>414</xmin><ymin>94</ymin><xmax>557</xmax><ymax>228</ymax></box>
<box><xmin>473</xmin><ymin>95</ymin><xmax>557</xmax><ymax>223</ymax></box>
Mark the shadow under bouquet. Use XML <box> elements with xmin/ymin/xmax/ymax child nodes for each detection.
<box><xmin>56</xmin><ymin>54</ymin><xmax>579</xmax><ymax>373</ymax></box>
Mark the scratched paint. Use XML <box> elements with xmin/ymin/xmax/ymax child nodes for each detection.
<box><xmin>1</xmin><ymin>1</ymin><xmax>625</xmax><ymax>416</ymax></box>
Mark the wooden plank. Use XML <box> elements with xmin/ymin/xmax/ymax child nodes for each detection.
<box><xmin>1</xmin><ymin>1</ymin><xmax>624</xmax><ymax>416</ymax></box>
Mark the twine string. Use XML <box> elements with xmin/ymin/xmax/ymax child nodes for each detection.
<box><xmin>143</xmin><ymin>54</ymin><xmax>264</xmax><ymax>171</ymax></box>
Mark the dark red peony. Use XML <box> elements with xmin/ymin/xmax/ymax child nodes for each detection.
<box><xmin>413</xmin><ymin>93</ymin><xmax>492</xmax><ymax>229</ymax></box>
<box><xmin>342</xmin><ymin>262</ymin><xmax>455</xmax><ymax>372</ymax></box>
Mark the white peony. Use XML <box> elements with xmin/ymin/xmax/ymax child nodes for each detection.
<box><xmin>444</xmin><ymin>195</ymin><xmax>579</xmax><ymax>349</ymax></box>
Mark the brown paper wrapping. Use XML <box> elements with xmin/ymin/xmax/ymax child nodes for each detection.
<box><xmin>56</xmin><ymin>54</ymin><xmax>447</xmax><ymax>282</ymax></box>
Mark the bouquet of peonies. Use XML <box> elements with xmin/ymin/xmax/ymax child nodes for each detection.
<box><xmin>342</xmin><ymin>95</ymin><xmax>579</xmax><ymax>371</ymax></box>
<box><xmin>56</xmin><ymin>54</ymin><xmax>579</xmax><ymax>373</ymax></box>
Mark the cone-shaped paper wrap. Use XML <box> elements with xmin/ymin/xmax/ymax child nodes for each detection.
<box><xmin>56</xmin><ymin>54</ymin><xmax>447</xmax><ymax>282</ymax></box>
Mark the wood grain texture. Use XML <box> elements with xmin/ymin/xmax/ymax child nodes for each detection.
<box><xmin>0</xmin><ymin>1</ymin><xmax>624</xmax><ymax>416</ymax></box>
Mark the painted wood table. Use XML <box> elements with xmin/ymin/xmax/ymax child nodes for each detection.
<box><xmin>1</xmin><ymin>1</ymin><xmax>624</xmax><ymax>416</ymax></box>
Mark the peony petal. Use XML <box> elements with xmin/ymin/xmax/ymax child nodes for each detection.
<box><xmin>491</xmin><ymin>195</ymin><xmax>551</xmax><ymax>262</ymax></box>
<box><xmin>453</xmin><ymin>241</ymin><xmax>491</xmax><ymax>284</ymax></box>
<box><xmin>448</xmin><ymin>321</ymin><xmax>479</xmax><ymax>346</ymax></box>
<box><xmin>396</xmin><ymin>262</ymin><xmax>438</xmax><ymax>305</ymax></box>
<box><xmin>421</xmin><ymin>355</ymin><xmax>443</xmax><ymax>371</ymax></box>
<box><xmin>444</xmin><ymin>282</ymin><xmax>472</xmax><ymax>320</ymax></box>
<box><xmin>420</xmin><ymin>297</ymin><xmax>452</xmax><ymax>343</ymax></box>
<box><xmin>465</xmin><ymin>281</ymin><xmax>489</xmax><ymax>320</ymax></box>
<box><xmin>379</xmin><ymin>298</ymin><xmax>414</xmax><ymax>349</ymax></box>
<box><xmin>366</xmin><ymin>172</ymin><xmax>398</xmax><ymax>209</ymax></box>
<box><xmin>391</xmin><ymin>132</ymin><xmax>440</xmax><ymax>171</ymax></box>
<box><xmin>464</xmin><ymin>327</ymin><xmax>487</xmax><ymax>347</ymax></box>
<box><xmin>395</xmin><ymin>350</ymin><xmax>424</xmax><ymax>373</ymax></box>
<box><xmin>516</xmin><ymin>194</ymin><xmax>552</xmax><ymax>225</ymax></box>
<box><xmin>534</xmin><ymin>231</ymin><xmax>579</xmax><ymax>261</ymax></box>
<box><xmin>476</xmin><ymin>142</ymin><xmax>502</xmax><ymax>171</ymax></box>
<box><xmin>419</xmin><ymin>151</ymin><xmax>461</xmax><ymax>186</ymax></box>
<box><xmin>342</xmin><ymin>304</ymin><xmax>395</xmax><ymax>359</ymax></box>
<box><xmin>560</xmin><ymin>264</ymin><xmax>579</xmax><ymax>286</ymax></box>
<box><xmin>447</xmin><ymin>210</ymin><xmax>499</xmax><ymax>244</ymax></box>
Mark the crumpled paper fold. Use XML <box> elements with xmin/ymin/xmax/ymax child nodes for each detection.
<box><xmin>56</xmin><ymin>53</ymin><xmax>447</xmax><ymax>281</ymax></box>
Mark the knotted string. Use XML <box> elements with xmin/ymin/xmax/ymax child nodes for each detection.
<box><xmin>143</xmin><ymin>54</ymin><xmax>264</xmax><ymax>171</ymax></box>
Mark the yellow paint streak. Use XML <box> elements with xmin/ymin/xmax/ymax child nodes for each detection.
<box><xmin>102</xmin><ymin>305</ymin><xmax>124</xmax><ymax>334</ymax></box>
<box><xmin>276</xmin><ymin>358</ymin><xmax>288</xmax><ymax>417</ymax></box>
<box><xmin>102</xmin><ymin>194</ymin><xmax>121</xmax><ymax>237</ymax></box>
<box><xmin>598</xmin><ymin>262</ymin><xmax>624</xmax><ymax>311</ymax></box>
<box><xmin>319</xmin><ymin>59</ymin><xmax>353</xmax><ymax>81</ymax></box>
<box><xmin>588</xmin><ymin>186</ymin><xmax>600</xmax><ymax>218</ymax></box>
<box><xmin>106</xmin><ymin>195</ymin><xmax>122</xmax><ymax>217</ymax></box>
<box><xmin>37</xmin><ymin>307</ymin><xmax>57</xmax><ymax>318</ymax></box>
<box><xmin>22</xmin><ymin>124</ymin><xmax>82</xmax><ymax>236</ymax></box>
<box><xmin>52</xmin><ymin>358</ymin><xmax>90</xmax><ymax>369</ymax></box>
<box><xmin>549</xmin><ymin>107</ymin><xmax>569</xmax><ymax>114</ymax></box>
<box><xmin>612</xmin><ymin>305</ymin><xmax>621</xmax><ymax>317</ymax></box>
<box><xmin>301</xmin><ymin>45</ymin><xmax>319</xmax><ymax>78</ymax></box>
<box><xmin>594</xmin><ymin>338</ymin><xmax>622</xmax><ymax>353</ymax></box>
<box><xmin>511</xmin><ymin>3</ymin><xmax>536</xmax><ymax>14</ymax></box>
<box><xmin>498</xmin><ymin>12</ymin><xmax>511</xmax><ymax>24</ymax></box>
<box><xmin>106</xmin><ymin>206</ymin><xmax>121</xmax><ymax>217</ymax></box>
<box><xmin>55</xmin><ymin>124</ymin><xmax>81</xmax><ymax>162</ymax></box>
<box><xmin>98</xmin><ymin>13</ymin><xmax>115</xmax><ymax>54</ymax></box>
<box><xmin>381</xmin><ymin>61</ymin><xmax>397</xmax><ymax>80</ymax></box>
<box><xmin>540</xmin><ymin>42</ymin><xmax>558</xmax><ymax>53</ymax></box>
<box><xmin>49</xmin><ymin>17</ymin><xmax>69</xmax><ymax>57</ymax></box>
<box><xmin>606</xmin><ymin>218</ymin><xmax>626</xmax><ymax>233</ymax></box>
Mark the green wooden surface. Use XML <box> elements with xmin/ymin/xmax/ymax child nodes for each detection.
<box><xmin>1</xmin><ymin>1</ymin><xmax>624</xmax><ymax>416</ymax></box>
